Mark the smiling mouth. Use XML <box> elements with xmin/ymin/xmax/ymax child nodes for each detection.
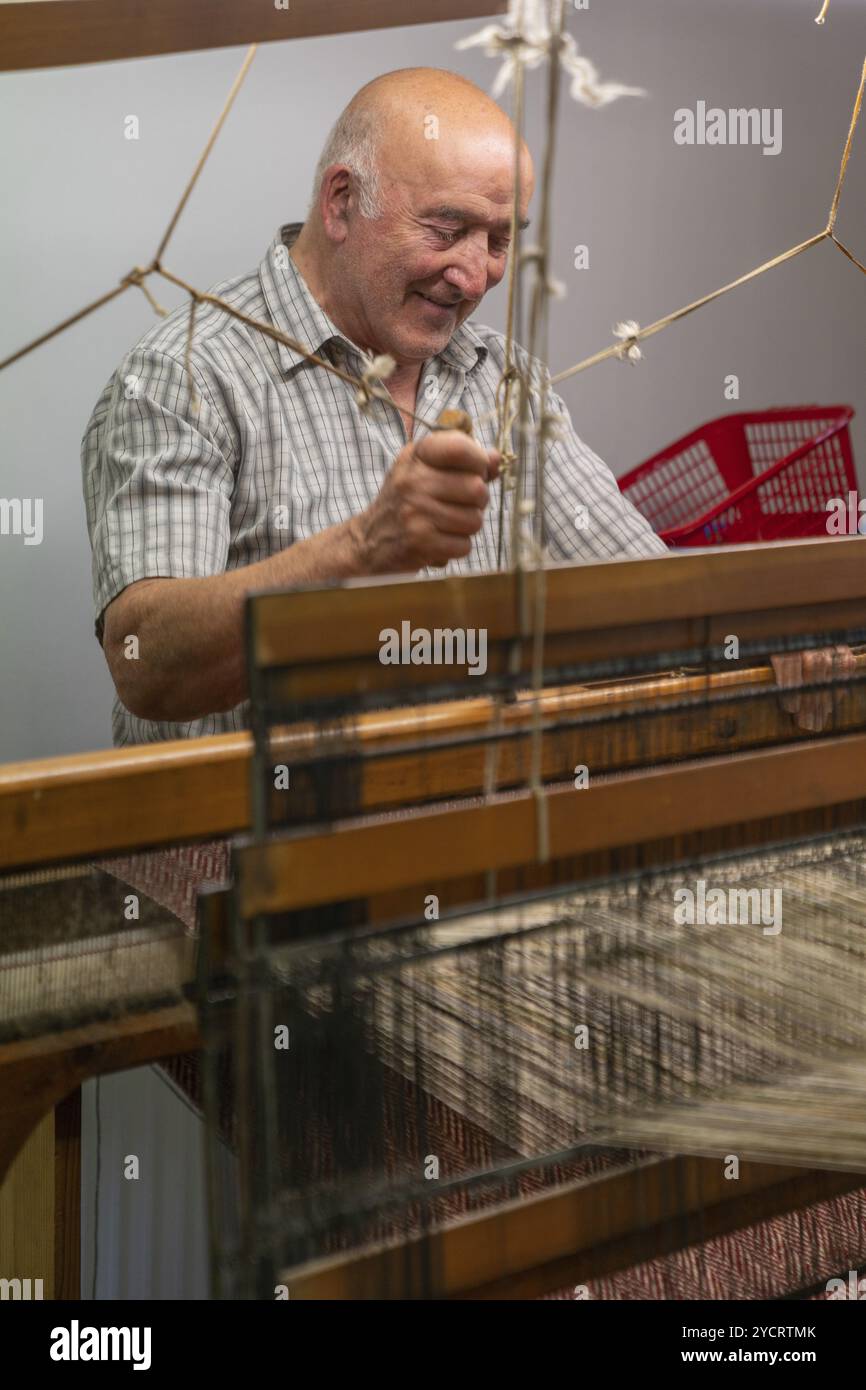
<box><xmin>415</xmin><ymin>292</ymin><xmax>459</xmax><ymax>311</ymax></box>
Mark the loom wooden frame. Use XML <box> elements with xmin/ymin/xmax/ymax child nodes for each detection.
<box><xmin>249</xmin><ymin>537</ymin><xmax>866</xmax><ymax>703</ymax></box>
<box><xmin>0</xmin><ymin>0</ymin><xmax>505</xmax><ymax>72</ymax></box>
<box><xmin>4</xmin><ymin>653</ymin><xmax>865</xmax><ymax>1185</ymax></box>
<box><xmin>5</xmin><ymin>656</ymin><xmax>866</xmax><ymax>872</ymax></box>
<box><xmin>4</xmin><ymin>538</ymin><xmax>864</xmax><ymax>871</ymax></box>
<box><xmin>242</xmin><ymin>727</ymin><xmax>866</xmax><ymax>1298</ymax></box>
<box><xmin>236</xmin><ymin>732</ymin><xmax>866</xmax><ymax>914</ymax></box>
<box><xmin>229</xmin><ymin>542</ymin><xmax>866</xmax><ymax>1299</ymax></box>
<box><xmin>282</xmin><ymin>1158</ymin><xmax>866</xmax><ymax>1300</ymax></box>
<box><xmin>2</xmin><ymin>539</ymin><xmax>865</xmax><ymax>1295</ymax></box>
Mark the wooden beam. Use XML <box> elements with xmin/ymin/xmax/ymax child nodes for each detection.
<box><xmin>0</xmin><ymin>732</ymin><xmax>249</xmax><ymax>871</ymax></box>
<box><xmin>53</xmin><ymin>1090</ymin><xmax>81</xmax><ymax>1300</ymax></box>
<box><xmin>0</xmin><ymin>1088</ymin><xmax>82</xmax><ymax>1301</ymax></box>
<box><xmin>252</xmin><ymin>538</ymin><xmax>866</xmax><ymax>664</ymax></box>
<box><xmin>3</xmin><ymin>655</ymin><xmax>865</xmax><ymax>870</ymax></box>
<box><xmin>238</xmin><ymin>731</ymin><xmax>866</xmax><ymax>914</ymax></box>
<box><xmin>282</xmin><ymin>1153</ymin><xmax>866</xmax><ymax>1299</ymax></box>
<box><xmin>0</xmin><ymin>0</ymin><xmax>506</xmax><ymax>72</ymax></box>
<box><xmin>2</xmin><ymin>543</ymin><xmax>863</xmax><ymax>870</ymax></box>
<box><xmin>0</xmin><ymin>1003</ymin><xmax>197</xmax><ymax>1181</ymax></box>
<box><xmin>0</xmin><ymin>1111</ymin><xmax>54</xmax><ymax>1298</ymax></box>
<box><xmin>250</xmin><ymin>538</ymin><xmax>866</xmax><ymax>702</ymax></box>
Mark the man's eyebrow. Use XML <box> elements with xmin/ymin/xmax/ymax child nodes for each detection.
<box><xmin>421</xmin><ymin>205</ymin><xmax>531</xmax><ymax>233</ymax></box>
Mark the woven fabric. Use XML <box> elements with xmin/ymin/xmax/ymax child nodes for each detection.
<box><xmin>143</xmin><ymin>839</ymin><xmax>866</xmax><ymax>1299</ymax></box>
<box><xmin>547</xmin><ymin>1188</ymin><xmax>866</xmax><ymax>1300</ymax></box>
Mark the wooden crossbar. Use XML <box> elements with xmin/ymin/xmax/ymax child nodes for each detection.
<box><xmin>281</xmin><ymin>1155</ymin><xmax>866</xmax><ymax>1300</ymax></box>
<box><xmin>237</xmin><ymin>732</ymin><xmax>866</xmax><ymax>915</ymax></box>
<box><xmin>0</xmin><ymin>0</ymin><xmax>505</xmax><ymax>72</ymax></box>
<box><xmin>248</xmin><ymin>538</ymin><xmax>866</xmax><ymax>703</ymax></box>
<box><xmin>7</xmin><ymin>651</ymin><xmax>864</xmax><ymax>870</ymax></box>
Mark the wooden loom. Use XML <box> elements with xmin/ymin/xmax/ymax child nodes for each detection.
<box><xmin>2</xmin><ymin>538</ymin><xmax>866</xmax><ymax>1296</ymax></box>
<box><xmin>208</xmin><ymin>537</ymin><xmax>866</xmax><ymax>1299</ymax></box>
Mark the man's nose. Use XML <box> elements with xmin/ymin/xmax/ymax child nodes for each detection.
<box><xmin>442</xmin><ymin>239</ymin><xmax>490</xmax><ymax>301</ymax></box>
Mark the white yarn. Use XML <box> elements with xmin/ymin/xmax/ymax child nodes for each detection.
<box><xmin>457</xmin><ymin>0</ymin><xmax>644</xmax><ymax>108</ymax></box>
<box><xmin>355</xmin><ymin>353</ymin><xmax>396</xmax><ymax>414</ymax></box>
<box><xmin>613</xmin><ymin>320</ymin><xmax>643</xmax><ymax>365</ymax></box>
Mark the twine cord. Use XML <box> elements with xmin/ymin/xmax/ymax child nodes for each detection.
<box><xmin>552</xmin><ymin>231</ymin><xmax>831</xmax><ymax>384</ymax></box>
<box><xmin>510</xmin><ymin>0</ymin><xmax>569</xmax><ymax>867</ymax></box>
<box><xmin>495</xmin><ymin>51</ymin><xmax>528</xmax><ymax>568</ymax></box>
<box><xmin>827</xmin><ymin>56</ymin><xmax>866</xmax><ymax>232</ymax></box>
<box><xmin>831</xmin><ymin>233</ymin><xmax>866</xmax><ymax>276</ymax></box>
<box><xmin>154</xmin><ymin>45</ymin><xmax>259</xmax><ymax>266</ymax></box>
<box><xmin>552</xmin><ymin>55</ymin><xmax>866</xmax><ymax>388</ymax></box>
<box><xmin>2</xmin><ymin>19</ymin><xmax>863</xmax><ymax>450</ymax></box>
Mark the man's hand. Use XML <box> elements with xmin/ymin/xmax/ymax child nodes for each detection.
<box><xmin>350</xmin><ymin>428</ymin><xmax>500</xmax><ymax>574</ymax></box>
<box><xmin>770</xmin><ymin>645</ymin><xmax>856</xmax><ymax>733</ymax></box>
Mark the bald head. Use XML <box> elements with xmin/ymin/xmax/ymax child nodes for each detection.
<box><xmin>292</xmin><ymin>67</ymin><xmax>535</xmax><ymax>369</ymax></box>
<box><xmin>311</xmin><ymin>68</ymin><xmax>531</xmax><ymax>219</ymax></box>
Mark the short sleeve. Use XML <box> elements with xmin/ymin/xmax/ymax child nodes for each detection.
<box><xmin>81</xmin><ymin>346</ymin><xmax>237</xmax><ymax>638</ymax></box>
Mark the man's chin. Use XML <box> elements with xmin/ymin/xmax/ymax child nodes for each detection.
<box><xmin>397</xmin><ymin>292</ymin><xmax>465</xmax><ymax>347</ymax></box>
<box><xmin>390</xmin><ymin>318</ymin><xmax>456</xmax><ymax>362</ymax></box>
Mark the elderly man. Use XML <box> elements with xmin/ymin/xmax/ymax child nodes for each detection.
<box><xmin>81</xmin><ymin>66</ymin><xmax>666</xmax><ymax>745</ymax></box>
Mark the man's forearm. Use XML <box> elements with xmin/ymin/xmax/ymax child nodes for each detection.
<box><xmin>107</xmin><ymin>514</ymin><xmax>380</xmax><ymax>722</ymax></box>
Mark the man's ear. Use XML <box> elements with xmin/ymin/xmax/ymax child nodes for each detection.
<box><xmin>319</xmin><ymin>165</ymin><xmax>353</xmax><ymax>244</ymax></box>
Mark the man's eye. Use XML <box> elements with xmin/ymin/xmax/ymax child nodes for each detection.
<box><xmin>491</xmin><ymin>239</ymin><xmax>511</xmax><ymax>256</ymax></box>
<box><xmin>433</xmin><ymin>228</ymin><xmax>461</xmax><ymax>244</ymax></box>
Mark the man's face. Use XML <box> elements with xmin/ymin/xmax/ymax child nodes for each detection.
<box><xmin>338</xmin><ymin>126</ymin><xmax>534</xmax><ymax>365</ymax></box>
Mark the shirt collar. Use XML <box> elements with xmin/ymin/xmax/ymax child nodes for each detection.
<box><xmin>259</xmin><ymin>222</ymin><xmax>489</xmax><ymax>377</ymax></box>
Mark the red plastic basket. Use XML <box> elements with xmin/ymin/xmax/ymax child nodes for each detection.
<box><xmin>618</xmin><ymin>405</ymin><xmax>857</xmax><ymax>546</ymax></box>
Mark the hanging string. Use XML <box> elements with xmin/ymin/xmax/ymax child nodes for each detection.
<box><xmin>154</xmin><ymin>45</ymin><xmax>259</xmax><ymax>266</ymax></box>
<box><xmin>517</xmin><ymin>0</ymin><xmax>570</xmax><ymax>866</ymax></box>
<box><xmin>0</xmin><ymin>280</ymin><xmax>134</xmax><ymax>372</ymax></box>
<box><xmin>549</xmin><ymin>54</ymin><xmax>866</xmax><ymax>387</ymax></box>
<box><xmin>0</xmin><ymin>15</ymin><xmax>863</xmax><ymax>504</ymax></box>
<box><xmin>831</xmin><ymin>234</ymin><xmax>866</xmax><ymax>275</ymax></box>
<box><xmin>494</xmin><ymin>49</ymin><xmax>527</xmax><ymax>569</ymax></box>
<box><xmin>2</xmin><ymin>45</ymin><xmax>259</xmax><ymax>372</ymax></box>
<box><xmin>551</xmin><ymin>231</ymin><xmax>830</xmax><ymax>384</ymax></box>
<box><xmin>0</xmin><ymin>42</ymin><xmax>449</xmax><ymax>442</ymax></box>
<box><xmin>827</xmin><ymin>54</ymin><xmax>866</xmax><ymax>232</ymax></box>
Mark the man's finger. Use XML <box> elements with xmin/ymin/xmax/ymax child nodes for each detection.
<box><xmin>423</xmin><ymin>469</ymin><xmax>490</xmax><ymax>510</ymax></box>
<box><xmin>416</xmin><ymin>497</ymin><xmax>486</xmax><ymax>537</ymax></box>
<box><xmin>415</xmin><ymin>429</ymin><xmax>497</xmax><ymax>478</ymax></box>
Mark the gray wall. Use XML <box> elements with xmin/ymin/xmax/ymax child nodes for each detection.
<box><xmin>2</xmin><ymin>0</ymin><xmax>865</xmax><ymax>764</ymax></box>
